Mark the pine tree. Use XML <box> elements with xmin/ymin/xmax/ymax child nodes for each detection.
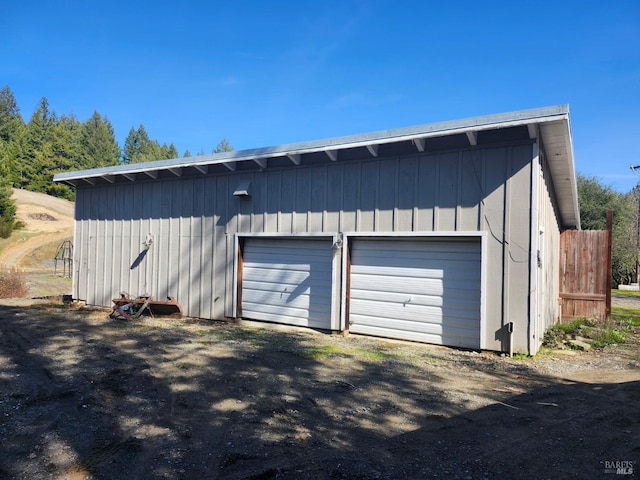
<box><xmin>122</xmin><ymin>125</ymin><xmax>157</xmax><ymax>163</ymax></box>
<box><xmin>213</xmin><ymin>137</ymin><xmax>233</xmax><ymax>153</ymax></box>
<box><xmin>23</xmin><ymin>97</ymin><xmax>56</xmax><ymax>190</ymax></box>
<box><xmin>0</xmin><ymin>86</ymin><xmax>27</xmax><ymax>187</ymax></box>
<box><xmin>159</xmin><ymin>142</ymin><xmax>178</xmax><ymax>160</ymax></box>
<box><xmin>23</xmin><ymin>100</ymin><xmax>76</xmax><ymax>200</ymax></box>
<box><xmin>80</xmin><ymin>111</ymin><xmax>120</xmax><ymax>168</ymax></box>
<box><xmin>123</xmin><ymin>125</ymin><xmax>179</xmax><ymax>163</ymax></box>
<box><xmin>0</xmin><ymin>86</ymin><xmax>24</xmax><ymax>143</ymax></box>
<box><xmin>0</xmin><ymin>179</ymin><xmax>17</xmax><ymax>238</ymax></box>
<box><xmin>122</xmin><ymin>127</ymin><xmax>140</xmax><ymax>164</ymax></box>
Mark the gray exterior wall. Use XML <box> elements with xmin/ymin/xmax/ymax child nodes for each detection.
<box><xmin>74</xmin><ymin>140</ymin><xmax>538</xmax><ymax>352</ymax></box>
<box><xmin>533</xmin><ymin>146</ymin><xmax>562</xmax><ymax>352</ymax></box>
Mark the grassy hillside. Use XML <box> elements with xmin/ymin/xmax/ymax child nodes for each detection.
<box><xmin>0</xmin><ymin>189</ymin><xmax>74</xmax><ymax>299</ymax></box>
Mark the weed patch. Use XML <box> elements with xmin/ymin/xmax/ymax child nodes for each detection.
<box><xmin>303</xmin><ymin>344</ymin><xmax>394</xmax><ymax>362</ymax></box>
<box><xmin>512</xmin><ymin>353</ymin><xmax>533</xmax><ymax>360</ymax></box>
<box><xmin>591</xmin><ymin>328</ymin><xmax>628</xmax><ymax>349</ymax></box>
<box><xmin>555</xmin><ymin>318</ymin><xmax>595</xmax><ymax>335</ymax></box>
<box><xmin>543</xmin><ymin>315</ymin><xmax>636</xmax><ymax>351</ymax></box>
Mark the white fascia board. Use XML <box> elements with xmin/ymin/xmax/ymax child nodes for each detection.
<box><xmin>221</xmin><ymin>111</ymin><xmax>569</xmax><ymax>163</ymax></box>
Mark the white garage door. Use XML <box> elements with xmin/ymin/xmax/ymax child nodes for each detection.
<box><xmin>349</xmin><ymin>238</ymin><xmax>481</xmax><ymax>349</ymax></box>
<box><xmin>242</xmin><ymin>238</ymin><xmax>334</xmax><ymax>329</ymax></box>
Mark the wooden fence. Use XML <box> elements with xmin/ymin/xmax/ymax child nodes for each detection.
<box><xmin>559</xmin><ymin>212</ymin><xmax>612</xmax><ymax>320</ymax></box>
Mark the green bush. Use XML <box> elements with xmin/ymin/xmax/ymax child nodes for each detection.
<box><xmin>0</xmin><ymin>219</ymin><xmax>14</xmax><ymax>238</ymax></box>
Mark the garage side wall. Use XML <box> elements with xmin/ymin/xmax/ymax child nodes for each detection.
<box><xmin>74</xmin><ymin>177</ymin><xmax>230</xmax><ymax>320</ymax></box>
<box><xmin>534</xmin><ymin>147</ymin><xmax>562</xmax><ymax>352</ymax></box>
<box><xmin>73</xmin><ymin>142</ymin><xmax>533</xmax><ymax>351</ymax></box>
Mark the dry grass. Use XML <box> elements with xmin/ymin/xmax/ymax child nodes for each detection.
<box><xmin>0</xmin><ymin>269</ymin><xmax>28</xmax><ymax>298</ymax></box>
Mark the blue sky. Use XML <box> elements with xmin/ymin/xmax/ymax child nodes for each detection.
<box><xmin>2</xmin><ymin>1</ymin><xmax>639</xmax><ymax>191</ymax></box>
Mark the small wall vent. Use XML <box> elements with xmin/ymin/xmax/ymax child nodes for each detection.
<box><xmin>233</xmin><ymin>180</ymin><xmax>251</xmax><ymax>197</ymax></box>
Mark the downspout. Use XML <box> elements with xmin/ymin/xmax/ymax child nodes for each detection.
<box><xmin>508</xmin><ymin>322</ymin><xmax>514</xmax><ymax>357</ymax></box>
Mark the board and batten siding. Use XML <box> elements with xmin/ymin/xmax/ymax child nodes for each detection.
<box><xmin>534</xmin><ymin>148</ymin><xmax>562</xmax><ymax>352</ymax></box>
<box><xmin>73</xmin><ymin>141</ymin><xmax>534</xmax><ymax>352</ymax></box>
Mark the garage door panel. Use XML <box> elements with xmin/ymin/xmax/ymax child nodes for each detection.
<box><xmin>351</xmin><ymin>288</ymin><xmax>480</xmax><ymax>306</ymax></box>
<box><xmin>243</xmin><ymin>270</ymin><xmax>332</xmax><ymax>288</ymax></box>
<box><xmin>351</xmin><ymin>290</ymin><xmax>445</xmax><ymax>307</ymax></box>
<box><xmin>243</xmin><ymin>279</ymin><xmax>332</xmax><ymax>295</ymax></box>
<box><xmin>350</xmin><ymin>313</ymin><xmax>479</xmax><ymax>336</ymax></box>
<box><xmin>242</xmin><ymin>238</ymin><xmax>334</xmax><ymax>329</ymax></box>
<box><xmin>353</xmin><ymin>251</ymin><xmax>481</xmax><ymax>265</ymax></box>
<box><xmin>242</xmin><ymin>300</ymin><xmax>330</xmax><ymax>324</ymax></box>
<box><xmin>354</xmin><ymin>239</ymin><xmax>478</xmax><ymax>255</ymax></box>
<box><xmin>350</xmin><ymin>274</ymin><xmax>481</xmax><ymax>296</ymax></box>
<box><xmin>245</xmin><ymin>253</ymin><xmax>334</xmax><ymax>264</ymax></box>
<box><xmin>243</xmin><ymin>287</ymin><xmax>332</xmax><ymax>309</ymax></box>
<box><xmin>244</xmin><ymin>262</ymin><xmax>332</xmax><ymax>275</ymax></box>
<box><xmin>349</xmin><ymin>238</ymin><xmax>481</xmax><ymax>349</ymax></box>
<box><xmin>350</xmin><ymin>290</ymin><xmax>480</xmax><ymax>311</ymax></box>
<box><xmin>351</xmin><ymin>265</ymin><xmax>479</xmax><ymax>282</ymax></box>
<box><xmin>242</xmin><ymin>291</ymin><xmax>312</xmax><ymax>311</ymax></box>
<box><xmin>244</xmin><ymin>309</ymin><xmax>329</xmax><ymax>329</ymax></box>
<box><xmin>353</xmin><ymin>247</ymin><xmax>479</xmax><ymax>265</ymax></box>
<box><xmin>350</xmin><ymin>298</ymin><xmax>480</xmax><ymax>323</ymax></box>
<box><xmin>351</xmin><ymin>323</ymin><xmax>479</xmax><ymax>349</ymax></box>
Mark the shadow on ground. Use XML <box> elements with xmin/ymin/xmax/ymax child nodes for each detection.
<box><xmin>0</xmin><ymin>304</ymin><xmax>638</xmax><ymax>479</ymax></box>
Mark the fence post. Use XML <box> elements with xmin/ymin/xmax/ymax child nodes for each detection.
<box><xmin>606</xmin><ymin>209</ymin><xmax>613</xmax><ymax>318</ymax></box>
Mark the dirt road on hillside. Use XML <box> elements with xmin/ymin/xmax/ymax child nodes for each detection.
<box><xmin>0</xmin><ymin>189</ymin><xmax>74</xmax><ymax>298</ymax></box>
<box><xmin>0</xmin><ymin>189</ymin><xmax>74</xmax><ymax>271</ymax></box>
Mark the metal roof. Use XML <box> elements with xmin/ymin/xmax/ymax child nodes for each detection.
<box><xmin>54</xmin><ymin>105</ymin><xmax>580</xmax><ymax>229</ymax></box>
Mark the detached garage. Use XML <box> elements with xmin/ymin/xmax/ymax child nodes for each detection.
<box><xmin>54</xmin><ymin>105</ymin><xmax>580</xmax><ymax>355</ymax></box>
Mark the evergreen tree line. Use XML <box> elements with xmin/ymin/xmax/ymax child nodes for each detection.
<box><xmin>0</xmin><ymin>85</ymin><xmax>232</xmax><ymax>237</ymax></box>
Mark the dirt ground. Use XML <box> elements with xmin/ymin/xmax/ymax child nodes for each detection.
<box><xmin>0</xmin><ymin>301</ymin><xmax>638</xmax><ymax>480</ymax></box>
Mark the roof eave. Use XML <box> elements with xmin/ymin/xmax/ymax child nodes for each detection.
<box><xmin>54</xmin><ymin>105</ymin><xmax>570</xmax><ymax>184</ymax></box>
<box><xmin>53</xmin><ymin>105</ymin><xmax>580</xmax><ymax>229</ymax></box>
